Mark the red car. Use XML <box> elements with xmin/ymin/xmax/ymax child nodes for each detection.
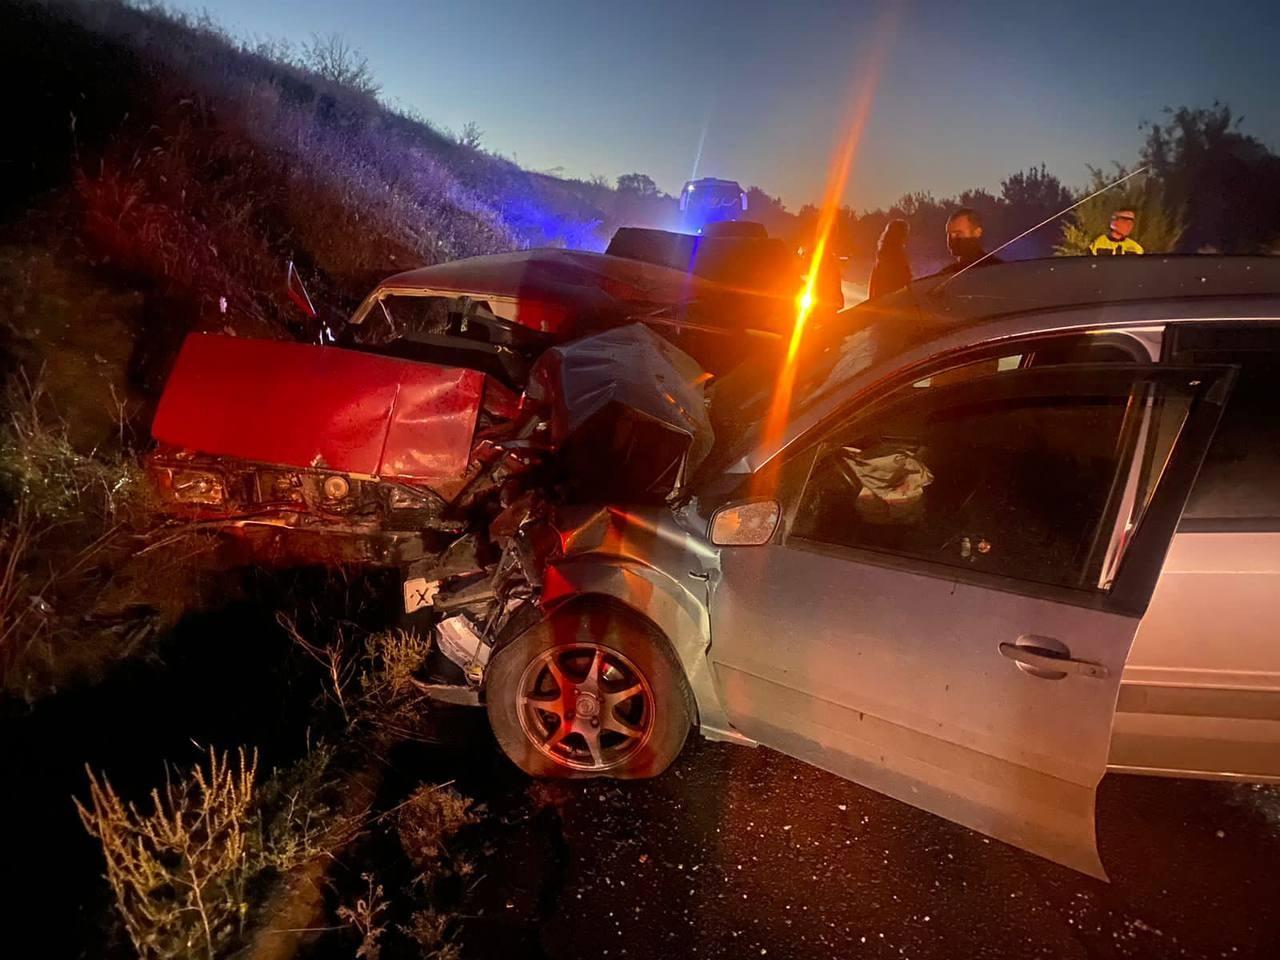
<box><xmin>148</xmin><ymin>232</ymin><xmax>829</xmax><ymax>594</ymax></box>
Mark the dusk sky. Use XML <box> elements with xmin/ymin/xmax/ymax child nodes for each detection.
<box><xmin>171</xmin><ymin>0</ymin><xmax>1280</xmax><ymax>211</ymax></box>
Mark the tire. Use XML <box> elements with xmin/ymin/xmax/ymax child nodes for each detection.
<box><xmin>485</xmin><ymin>602</ymin><xmax>693</xmax><ymax>780</ymax></box>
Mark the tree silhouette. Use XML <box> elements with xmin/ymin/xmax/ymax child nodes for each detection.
<box><xmin>300</xmin><ymin>33</ymin><xmax>380</xmax><ymax>96</ymax></box>
<box><xmin>616</xmin><ymin>173</ymin><xmax>658</xmax><ymax>197</ymax></box>
<box><xmin>1142</xmin><ymin>103</ymin><xmax>1280</xmax><ymax>252</ymax></box>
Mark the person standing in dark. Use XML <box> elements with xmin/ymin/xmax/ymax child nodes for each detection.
<box><xmin>1089</xmin><ymin>208</ymin><xmax>1144</xmax><ymax>255</ymax></box>
<box><xmin>941</xmin><ymin>207</ymin><xmax>1001</xmax><ymax>273</ymax></box>
<box><xmin>867</xmin><ymin>218</ymin><xmax>912</xmax><ymax>299</ymax></box>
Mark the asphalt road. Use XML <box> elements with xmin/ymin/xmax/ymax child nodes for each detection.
<box><xmin>451</xmin><ymin>736</ymin><xmax>1280</xmax><ymax>960</ymax></box>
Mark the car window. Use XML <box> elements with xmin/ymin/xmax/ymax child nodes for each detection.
<box><xmin>1174</xmin><ymin>326</ymin><xmax>1280</xmax><ymax>522</ymax></box>
<box><xmin>791</xmin><ymin>367</ymin><xmax>1195</xmax><ymax>592</ymax></box>
<box><xmin>353</xmin><ymin>294</ymin><xmax>454</xmax><ymax>344</ymax></box>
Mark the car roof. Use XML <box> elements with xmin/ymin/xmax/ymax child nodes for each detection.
<box><xmin>729</xmin><ymin>256</ymin><xmax>1280</xmax><ymax>476</ymax></box>
<box><xmin>368</xmin><ymin>248</ymin><xmax>707</xmax><ymax>305</ymax></box>
<box><xmin>894</xmin><ymin>255</ymin><xmax>1280</xmax><ymax>332</ymax></box>
<box><xmin>684</xmin><ymin>177</ymin><xmax>742</xmax><ymax>189</ymax></box>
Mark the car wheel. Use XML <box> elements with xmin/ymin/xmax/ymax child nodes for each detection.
<box><xmin>486</xmin><ymin>603</ymin><xmax>693</xmax><ymax>779</ymax></box>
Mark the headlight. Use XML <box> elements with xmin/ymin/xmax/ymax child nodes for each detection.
<box><xmin>169</xmin><ymin>469</ymin><xmax>225</xmax><ymax>505</ymax></box>
<box><xmin>389</xmin><ymin>485</ymin><xmax>432</xmax><ymax>510</ymax></box>
<box><xmin>322</xmin><ymin>475</ymin><xmax>351</xmax><ymax>499</ymax></box>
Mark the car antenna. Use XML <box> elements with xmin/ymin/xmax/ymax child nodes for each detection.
<box><xmin>930</xmin><ymin>164</ymin><xmax>1151</xmax><ymax>296</ymax></box>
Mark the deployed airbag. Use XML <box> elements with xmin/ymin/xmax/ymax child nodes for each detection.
<box><xmin>529</xmin><ymin>324</ymin><xmax>713</xmax><ymax>501</ymax></box>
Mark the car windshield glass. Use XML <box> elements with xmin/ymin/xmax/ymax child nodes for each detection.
<box><xmin>686</xmin><ymin>185</ymin><xmax>741</xmax><ymax>208</ymax></box>
<box><xmin>706</xmin><ymin>292</ymin><xmax>918</xmax><ymax>470</ymax></box>
<box><xmin>375</xmin><ymin>294</ymin><xmax>452</xmax><ymax>336</ymax></box>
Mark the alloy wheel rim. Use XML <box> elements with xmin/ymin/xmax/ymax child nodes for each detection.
<box><xmin>516</xmin><ymin>643</ymin><xmax>654</xmax><ymax>772</ymax></box>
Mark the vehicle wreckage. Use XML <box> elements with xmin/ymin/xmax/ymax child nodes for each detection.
<box><xmin>147</xmin><ymin>226</ymin><xmax>837</xmax><ymax>694</ymax></box>
<box><xmin>148</xmin><ymin>244</ymin><xmax>1280</xmax><ymax>878</ymax></box>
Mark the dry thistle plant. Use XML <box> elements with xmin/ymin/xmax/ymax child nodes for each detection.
<box><xmin>337</xmin><ymin>872</ymin><xmax>388</xmax><ymax>960</ymax></box>
<box><xmin>77</xmin><ymin>743</ymin><xmax>351</xmax><ymax>959</ymax></box>
<box><xmin>361</xmin><ymin>628</ymin><xmax>432</xmax><ymax>705</ymax></box>
<box><xmin>401</xmin><ymin>907</ymin><xmax>462</xmax><ymax>960</ymax></box>
<box><xmin>76</xmin><ymin>748</ymin><xmax>258</xmax><ymax>960</ymax></box>
<box><xmin>396</xmin><ymin>783</ymin><xmax>479</xmax><ymax>876</ymax></box>
<box><xmin>276</xmin><ymin>611</ymin><xmax>359</xmax><ymax>724</ymax></box>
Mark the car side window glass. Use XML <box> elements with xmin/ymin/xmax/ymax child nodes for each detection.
<box><xmin>791</xmin><ymin>369</ymin><xmax>1189</xmax><ymax>592</ymax></box>
<box><xmin>1176</xmin><ymin>329</ymin><xmax>1280</xmax><ymax>522</ymax></box>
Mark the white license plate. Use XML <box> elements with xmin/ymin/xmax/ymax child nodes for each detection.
<box><xmin>402</xmin><ymin>577</ymin><xmax>439</xmax><ymax>614</ymax></box>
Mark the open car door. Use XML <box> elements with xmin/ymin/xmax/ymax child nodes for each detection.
<box><xmin>707</xmin><ymin>361</ymin><xmax>1233</xmax><ymax>878</ymax></box>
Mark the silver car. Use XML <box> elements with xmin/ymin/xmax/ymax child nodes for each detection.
<box><xmin>482</xmin><ymin>256</ymin><xmax>1280</xmax><ymax>880</ymax></box>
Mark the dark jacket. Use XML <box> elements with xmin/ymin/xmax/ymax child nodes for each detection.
<box><xmin>939</xmin><ymin>251</ymin><xmax>1003</xmax><ymax>274</ymax></box>
<box><xmin>868</xmin><ymin>249</ymin><xmax>913</xmax><ymax>299</ymax></box>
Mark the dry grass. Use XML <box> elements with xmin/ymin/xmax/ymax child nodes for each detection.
<box><xmin>276</xmin><ymin>616</ymin><xmax>434</xmax><ymax>736</ymax></box>
<box><xmin>46</xmin><ymin>0</ymin><xmax>599</xmax><ymax>341</ymax></box>
<box><xmin>0</xmin><ymin>368</ymin><xmax>148</xmax><ymax>524</ymax></box>
<box><xmin>252</xmin><ymin>740</ymin><xmax>356</xmax><ymax>874</ymax></box>
<box><xmin>337</xmin><ymin>873</ymin><xmax>389</xmax><ymax>960</ymax></box>
<box><xmin>386</xmin><ymin>784</ymin><xmax>478</xmax><ymax>958</ymax></box>
<box><xmin>276</xmin><ymin>612</ymin><xmax>360</xmax><ymax>725</ymax></box>
<box><xmin>353</xmin><ymin>627</ymin><xmax>437</xmax><ymax>745</ymax></box>
<box><xmin>360</xmin><ymin>628</ymin><xmax>433</xmax><ymax>707</ymax></box>
<box><xmin>0</xmin><ymin>368</ymin><xmax>159</xmax><ymax>692</ymax></box>
<box><xmin>77</xmin><ymin>743</ymin><xmax>353</xmax><ymax>960</ymax></box>
<box><xmin>77</xmin><ymin>748</ymin><xmax>258</xmax><ymax>960</ymax></box>
<box><xmin>396</xmin><ymin>783</ymin><xmax>478</xmax><ymax>874</ymax></box>
<box><xmin>402</xmin><ymin>907</ymin><xmax>462</xmax><ymax>960</ymax></box>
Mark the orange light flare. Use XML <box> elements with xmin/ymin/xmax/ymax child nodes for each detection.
<box><xmin>758</xmin><ymin>7</ymin><xmax>901</xmax><ymax>479</ymax></box>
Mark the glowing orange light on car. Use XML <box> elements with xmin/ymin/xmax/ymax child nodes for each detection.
<box><xmin>758</xmin><ymin>6</ymin><xmax>901</xmax><ymax>475</ymax></box>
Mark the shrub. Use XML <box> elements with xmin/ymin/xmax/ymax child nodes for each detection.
<box><xmin>396</xmin><ymin>783</ymin><xmax>478</xmax><ymax>873</ymax></box>
<box><xmin>77</xmin><ymin>744</ymin><xmax>351</xmax><ymax>960</ymax></box>
<box><xmin>402</xmin><ymin>907</ymin><xmax>462</xmax><ymax>960</ymax></box>
<box><xmin>76</xmin><ymin>748</ymin><xmax>258</xmax><ymax>960</ymax></box>
<box><xmin>337</xmin><ymin>873</ymin><xmax>389</xmax><ymax>960</ymax></box>
<box><xmin>0</xmin><ymin>370</ymin><xmax>149</xmax><ymax>525</ymax></box>
<box><xmin>0</xmin><ymin>369</ymin><xmax>156</xmax><ymax>689</ymax></box>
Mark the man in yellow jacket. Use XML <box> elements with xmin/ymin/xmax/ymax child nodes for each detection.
<box><xmin>1089</xmin><ymin>208</ymin><xmax>1144</xmax><ymax>255</ymax></box>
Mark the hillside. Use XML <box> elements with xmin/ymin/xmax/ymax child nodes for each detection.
<box><xmin>2</xmin><ymin>0</ymin><xmax>665</xmax><ymax>338</ymax></box>
<box><xmin>0</xmin><ymin>0</ymin><xmax>680</xmax><ymax>698</ymax></box>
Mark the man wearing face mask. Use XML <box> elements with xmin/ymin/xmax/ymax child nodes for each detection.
<box><xmin>941</xmin><ymin>207</ymin><xmax>1001</xmax><ymax>273</ymax></box>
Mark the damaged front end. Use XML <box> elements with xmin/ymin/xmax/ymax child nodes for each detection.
<box><xmin>390</xmin><ymin>321</ymin><xmax>716</xmax><ymax>692</ymax></box>
<box><xmin>147</xmin><ymin>270</ymin><xmax>720</xmax><ymax>699</ymax></box>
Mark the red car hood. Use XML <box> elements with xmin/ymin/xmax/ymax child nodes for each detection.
<box><xmin>152</xmin><ymin>334</ymin><xmax>483</xmax><ymax>482</ymax></box>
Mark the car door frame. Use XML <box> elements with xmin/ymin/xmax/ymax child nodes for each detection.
<box><xmin>1112</xmin><ymin>320</ymin><xmax>1280</xmax><ymax>781</ymax></box>
<box><xmin>704</xmin><ymin>337</ymin><xmax>1235</xmax><ymax>876</ymax></box>
<box><xmin>753</xmin><ymin>338</ymin><xmax>1234</xmax><ymax>618</ymax></box>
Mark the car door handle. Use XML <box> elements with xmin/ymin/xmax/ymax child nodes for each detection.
<box><xmin>998</xmin><ymin>639</ymin><xmax>1110</xmax><ymax>680</ymax></box>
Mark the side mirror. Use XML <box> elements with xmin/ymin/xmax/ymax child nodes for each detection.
<box><xmin>286</xmin><ymin>262</ymin><xmax>339</xmax><ymax>344</ymax></box>
<box><xmin>286</xmin><ymin>261</ymin><xmax>317</xmax><ymax>319</ymax></box>
<box><xmin>709</xmin><ymin>499</ymin><xmax>780</xmax><ymax>546</ymax></box>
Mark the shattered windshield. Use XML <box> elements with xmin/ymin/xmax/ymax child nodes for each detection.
<box><xmin>366</xmin><ymin>294</ymin><xmax>453</xmax><ymax>341</ymax></box>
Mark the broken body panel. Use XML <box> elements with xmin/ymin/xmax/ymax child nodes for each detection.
<box><xmin>145</xmin><ymin>245</ymin><xmax>1279</xmax><ymax>881</ymax></box>
<box><xmin>153</xmin><ymin>334</ymin><xmax>485</xmax><ymax>483</ymax></box>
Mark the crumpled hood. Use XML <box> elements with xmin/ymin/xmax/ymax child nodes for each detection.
<box><xmin>529</xmin><ymin>324</ymin><xmax>714</xmax><ymax>501</ymax></box>
<box><xmin>151</xmin><ymin>333</ymin><xmax>484</xmax><ymax>482</ymax></box>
